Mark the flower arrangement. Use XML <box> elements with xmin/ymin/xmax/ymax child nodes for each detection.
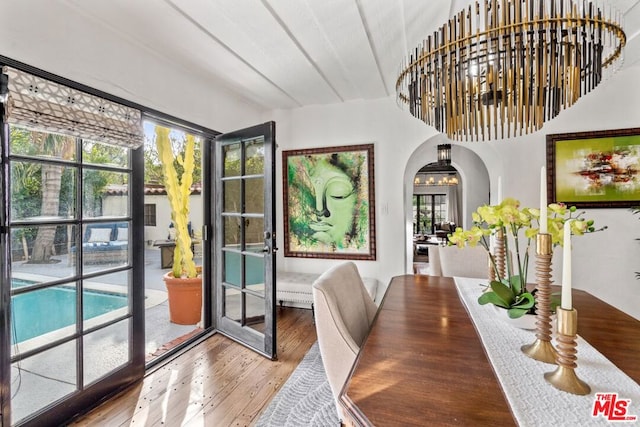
<box><xmin>448</xmin><ymin>198</ymin><xmax>604</xmax><ymax>318</ymax></box>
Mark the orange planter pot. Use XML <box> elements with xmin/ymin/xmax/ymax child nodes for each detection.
<box><xmin>163</xmin><ymin>272</ymin><xmax>202</xmax><ymax>325</ymax></box>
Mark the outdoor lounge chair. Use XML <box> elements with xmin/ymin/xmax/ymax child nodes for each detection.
<box><xmin>70</xmin><ymin>222</ymin><xmax>129</xmax><ymax>265</ymax></box>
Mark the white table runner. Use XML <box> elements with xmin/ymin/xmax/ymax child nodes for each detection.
<box><xmin>454</xmin><ymin>277</ymin><xmax>640</xmax><ymax>426</ymax></box>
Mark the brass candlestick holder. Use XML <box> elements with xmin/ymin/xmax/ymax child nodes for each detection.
<box><xmin>522</xmin><ymin>233</ymin><xmax>558</xmax><ymax>364</ymax></box>
<box><xmin>544</xmin><ymin>307</ymin><xmax>591</xmax><ymax>395</ymax></box>
<box><xmin>494</xmin><ymin>229</ymin><xmax>506</xmax><ymax>279</ymax></box>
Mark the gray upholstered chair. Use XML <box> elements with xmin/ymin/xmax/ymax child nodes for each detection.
<box><xmin>312</xmin><ymin>262</ymin><xmax>378</xmax><ymax>421</ymax></box>
<box><xmin>438</xmin><ymin>245</ymin><xmax>488</xmax><ymax>278</ymax></box>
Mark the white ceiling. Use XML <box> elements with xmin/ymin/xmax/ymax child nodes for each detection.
<box><xmin>11</xmin><ymin>0</ymin><xmax>640</xmax><ymax>110</ymax></box>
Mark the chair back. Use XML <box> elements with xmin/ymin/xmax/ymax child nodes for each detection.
<box><xmin>312</xmin><ymin>262</ymin><xmax>377</xmax><ymax>419</ymax></box>
<box><xmin>439</xmin><ymin>245</ymin><xmax>488</xmax><ymax>279</ymax></box>
<box><xmin>428</xmin><ymin>245</ymin><xmax>442</xmax><ymax>276</ymax></box>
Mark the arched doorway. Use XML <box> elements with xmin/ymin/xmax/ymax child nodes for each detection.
<box><xmin>403</xmin><ymin>136</ymin><xmax>491</xmax><ymax>273</ymax></box>
<box><xmin>412</xmin><ymin>162</ymin><xmax>461</xmax><ymax>270</ymax></box>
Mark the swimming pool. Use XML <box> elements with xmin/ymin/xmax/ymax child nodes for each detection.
<box><xmin>11</xmin><ymin>279</ymin><xmax>128</xmax><ymax>344</ymax></box>
<box><xmin>223</xmin><ymin>247</ymin><xmax>265</xmax><ymax>286</ymax></box>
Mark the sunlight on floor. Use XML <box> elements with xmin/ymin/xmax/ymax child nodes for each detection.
<box><xmin>161</xmin><ymin>369</ymin><xmax>180</xmax><ymax>425</ymax></box>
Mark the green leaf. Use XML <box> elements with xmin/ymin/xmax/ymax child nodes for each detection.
<box><xmin>507</xmin><ymin>307</ymin><xmax>529</xmax><ymax>318</ymax></box>
<box><xmin>478</xmin><ymin>291</ymin><xmax>509</xmax><ymax>308</ymax></box>
<box><xmin>512</xmin><ymin>292</ymin><xmax>535</xmax><ymax>310</ymax></box>
<box><xmin>509</xmin><ymin>275</ymin><xmax>524</xmax><ymax>295</ymax></box>
<box><xmin>489</xmin><ymin>280</ymin><xmax>515</xmax><ymax>305</ymax></box>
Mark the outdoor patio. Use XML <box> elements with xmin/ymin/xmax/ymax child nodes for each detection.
<box><xmin>9</xmin><ymin>246</ymin><xmax>203</xmax><ymax>423</ymax></box>
<box><xmin>11</xmin><ymin>245</ymin><xmax>201</xmax><ymax>358</ymax></box>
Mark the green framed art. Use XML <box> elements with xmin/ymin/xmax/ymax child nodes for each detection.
<box><xmin>547</xmin><ymin>128</ymin><xmax>640</xmax><ymax>208</ymax></box>
<box><xmin>282</xmin><ymin>144</ymin><xmax>376</xmax><ymax>260</ymax></box>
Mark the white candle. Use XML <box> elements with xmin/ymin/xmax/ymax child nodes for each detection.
<box><xmin>497</xmin><ymin>176</ymin><xmax>503</xmax><ymax>204</ymax></box>
<box><xmin>561</xmin><ymin>220</ymin><xmax>573</xmax><ymax>310</ymax></box>
<box><xmin>540</xmin><ymin>166</ymin><xmax>548</xmax><ymax>234</ymax></box>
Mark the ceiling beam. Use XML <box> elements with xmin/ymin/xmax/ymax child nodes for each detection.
<box><xmin>164</xmin><ymin>0</ymin><xmax>303</xmax><ymax>108</ymax></box>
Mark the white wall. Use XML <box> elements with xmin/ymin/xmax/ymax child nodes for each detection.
<box><xmin>0</xmin><ymin>2</ymin><xmax>265</xmax><ymax>132</ymax></box>
<box><xmin>142</xmin><ymin>194</ymin><xmax>204</xmax><ymax>243</ymax></box>
<box><xmin>271</xmin><ymin>98</ymin><xmax>436</xmax><ymax>289</ymax></box>
<box><xmin>103</xmin><ymin>194</ymin><xmax>204</xmax><ymax>244</ymax></box>
<box><xmin>271</xmin><ymin>64</ymin><xmax>640</xmax><ymax>320</ymax></box>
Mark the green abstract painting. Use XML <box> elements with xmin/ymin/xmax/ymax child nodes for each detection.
<box><xmin>548</xmin><ymin>128</ymin><xmax>640</xmax><ymax>208</ymax></box>
<box><xmin>282</xmin><ymin>144</ymin><xmax>376</xmax><ymax>259</ymax></box>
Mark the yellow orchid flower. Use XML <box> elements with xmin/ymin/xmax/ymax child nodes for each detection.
<box><xmin>449</xmin><ymin>197</ymin><xmax>604</xmax><ymax>318</ymax></box>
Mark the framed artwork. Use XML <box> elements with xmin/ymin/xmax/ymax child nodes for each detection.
<box><xmin>547</xmin><ymin>127</ymin><xmax>640</xmax><ymax>208</ymax></box>
<box><xmin>282</xmin><ymin>144</ymin><xmax>376</xmax><ymax>260</ymax></box>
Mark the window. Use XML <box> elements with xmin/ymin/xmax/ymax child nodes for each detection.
<box><xmin>6</xmin><ymin>126</ymin><xmax>134</xmax><ymax>424</ymax></box>
<box><xmin>413</xmin><ymin>194</ymin><xmax>447</xmax><ymax>235</ymax></box>
<box><xmin>0</xmin><ymin>61</ymin><xmax>215</xmax><ymax>426</ymax></box>
<box><xmin>144</xmin><ymin>203</ymin><xmax>157</xmax><ymax>226</ymax></box>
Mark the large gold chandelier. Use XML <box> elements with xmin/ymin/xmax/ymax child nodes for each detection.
<box><xmin>396</xmin><ymin>0</ymin><xmax>626</xmax><ymax>141</ymax></box>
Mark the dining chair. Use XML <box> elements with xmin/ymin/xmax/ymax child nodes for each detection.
<box><xmin>312</xmin><ymin>261</ymin><xmax>378</xmax><ymax>422</ymax></box>
<box><xmin>427</xmin><ymin>245</ymin><xmax>442</xmax><ymax>276</ymax></box>
<box><xmin>438</xmin><ymin>245</ymin><xmax>488</xmax><ymax>278</ymax></box>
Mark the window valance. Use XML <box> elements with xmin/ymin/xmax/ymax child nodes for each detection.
<box><xmin>1</xmin><ymin>66</ymin><xmax>144</xmax><ymax>148</ymax></box>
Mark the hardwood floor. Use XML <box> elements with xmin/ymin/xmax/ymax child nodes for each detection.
<box><xmin>71</xmin><ymin>307</ymin><xmax>316</xmax><ymax>427</ymax></box>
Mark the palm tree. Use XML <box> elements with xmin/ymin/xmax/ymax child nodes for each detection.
<box><xmin>29</xmin><ymin>132</ymin><xmax>74</xmax><ymax>263</ymax></box>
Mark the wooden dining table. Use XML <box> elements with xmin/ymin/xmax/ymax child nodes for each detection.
<box><xmin>339</xmin><ymin>275</ymin><xmax>640</xmax><ymax>426</ymax></box>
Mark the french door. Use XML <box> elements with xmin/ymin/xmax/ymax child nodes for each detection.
<box><xmin>1</xmin><ymin>125</ymin><xmax>144</xmax><ymax>426</ymax></box>
<box><xmin>213</xmin><ymin>122</ymin><xmax>276</xmax><ymax>359</ymax></box>
<box><xmin>413</xmin><ymin>194</ymin><xmax>446</xmax><ymax>235</ymax></box>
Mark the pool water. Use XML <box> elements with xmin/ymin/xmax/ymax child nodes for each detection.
<box><xmin>224</xmin><ymin>248</ymin><xmax>265</xmax><ymax>286</ymax></box>
<box><xmin>11</xmin><ymin>281</ymin><xmax>128</xmax><ymax>344</ymax></box>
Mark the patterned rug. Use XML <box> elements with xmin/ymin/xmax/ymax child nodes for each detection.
<box><xmin>256</xmin><ymin>342</ymin><xmax>339</xmax><ymax>427</ymax></box>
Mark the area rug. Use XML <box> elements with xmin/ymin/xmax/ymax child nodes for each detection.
<box><xmin>256</xmin><ymin>342</ymin><xmax>339</xmax><ymax>427</ymax></box>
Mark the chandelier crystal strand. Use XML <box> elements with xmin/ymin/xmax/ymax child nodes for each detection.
<box><xmin>396</xmin><ymin>0</ymin><xmax>626</xmax><ymax>142</ymax></box>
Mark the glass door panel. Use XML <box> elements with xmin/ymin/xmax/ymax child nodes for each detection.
<box><xmin>214</xmin><ymin>122</ymin><xmax>276</xmax><ymax>358</ymax></box>
<box><xmin>413</xmin><ymin>194</ymin><xmax>447</xmax><ymax>235</ymax></box>
<box><xmin>244</xmin><ymin>138</ymin><xmax>264</xmax><ymax>175</ymax></box>
<box><xmin>11</xmin><ymin>282</ymin><xmax>79</xmax><ymax>357</ymax></box>
<box><xmin>223</xmin><ymin>180</ymin><xmax>242</xmax><ymax>212</ymax></box>
<box><xmin>9</xmin><ymin>161</ymin><xmax>77</xmax><ymax>221</ymax></box>
<box><xmin>4</xmin><ymin>125</ymin><xmax>143</xmax><ymax>425</ymax></box>
<box><xmin>10</xmin><ymin>225</ymin><xmax>77</xmax><ymax>281</ymax></box>
<box><xmin>245</xmin><ymin>178</ymin><xmax>264</xmax><ymax>213</ymax></box>
<box><xmin>82</xmin><ymin>170</ymin><xmax>129</xmax><ymax>218</ymax></box>
<box><xmin>11</xmin><ymin>340</ymin><xmax>78</xmax><ymax>424</ymax></box>
<box><xmin>82</xmin><ymin>270</ymin><xmax>131</xmax><ymax>330</ymax></box>
<box><xmin>83</xmin><ymin>319</ymin><xmax>130</xmax><ymax>385</ymax></box>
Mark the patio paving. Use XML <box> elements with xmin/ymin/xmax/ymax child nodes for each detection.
<box><xmin>11</xmin><ymin>246</ymin><xmax>200</xmax><ymax>356</ymax></box>
<box><xmin>9</xmin><ymin>246</ymin><xmax>202</xmax><ymax>423</ymax></box>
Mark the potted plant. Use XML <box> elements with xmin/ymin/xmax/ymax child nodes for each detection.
<box><xmin>448</xmin><ymin>198</ymin><xmax>603</xmax><ymax>320</ymax></box>
<box><xmin>155</xmin><ymin>125</ymin><xmax>201</xmax><ymax>325</ymax></box>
